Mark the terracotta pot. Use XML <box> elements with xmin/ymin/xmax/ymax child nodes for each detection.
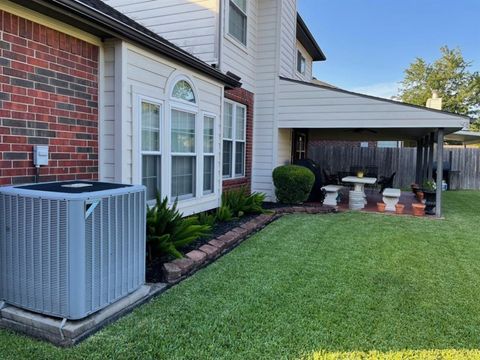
<box><xmin>412</xmin><ymin>203</ymin><xmax>426</xmax><ymax>217</ymax></box>
<box><xmin>416</xmin><ymin>191</ymin><xmax>424</xmax><ymax>201</ymax></box>
<box><xmin>377</xmin><ymin>202</ymin><xmax>386</xmax><ymax>212</ymax></box>
<box><xmin>395</xmin><ymin>203</ymin><xmax>405</xmax><ymax>214</ymax></box>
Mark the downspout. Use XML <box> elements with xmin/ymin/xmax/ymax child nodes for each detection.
<box><xmin>217</xmin><ymin>0</ymin><xmax>223</xmax><ymax>71</ymax></box>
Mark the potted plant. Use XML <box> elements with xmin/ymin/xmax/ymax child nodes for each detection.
<box><xmin>377</xmin><ymin>202</ymin><xmax>386</xmax><ymax>212</ymax></box>
<box><xmin>416</xmin><ymin>191</ymin><xmax>424</xmax><ymax>202</ymax></box>
<box><xmin>411</xmin><ymin>183</ymin><xmax>420</xmax><ymax>194</ymax></box>
<box><xmin>357</xmin><ymin>169</ymin><xmax>365</xmax><ymax>178</ymax></box>
<box><xmin>422</xmin><ymin>180</ymin><xmax>436</xmax><ymax>215</ymax></box>
<box><xmin>412</xmin><ymin>203</ymin><xmax>426</xmax><ymax>216</ymax></box>
<box><xmin>395</xmin><ymin>203</ymin><xmax>405</xmax><ymax>214</ymax></box>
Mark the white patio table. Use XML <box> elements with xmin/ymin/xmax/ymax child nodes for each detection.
<box><xmin>341</xmin><ymin>176</ymin><xmax>377</xmax><ymax>209</ymax></box>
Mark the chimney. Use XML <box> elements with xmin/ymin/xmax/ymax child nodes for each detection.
<box><xmin>426</xmin><ymin>90</ymin><xmax>442</xmax><ymax>110</ymax></box>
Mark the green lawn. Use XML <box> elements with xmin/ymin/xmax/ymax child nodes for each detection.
<box><xmin>1</xmin><ymin>192</ymin><xmax>480</xmax><ymax>359</ymax></box>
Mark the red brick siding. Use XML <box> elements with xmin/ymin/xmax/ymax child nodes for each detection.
<box><xmin>223</xmin><ymin>88</ymin><xmax>254</xmax><ymax>192</ymax></box>
<box><xmin>0</xmin><ymin>11</ymin><xmax>99</xmax><ymax>186</ymax></box>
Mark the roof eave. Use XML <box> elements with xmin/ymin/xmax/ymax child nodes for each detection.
<box><xmin>296</xmin><ymin>13</ymin><xmax>326</xmax><ymax>62</ymax></box>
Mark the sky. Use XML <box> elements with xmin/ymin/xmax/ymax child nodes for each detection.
<box><xmin>297</xmin><ymin>0</ymin><xmax>480</xmax><ymax>99</ymax></box>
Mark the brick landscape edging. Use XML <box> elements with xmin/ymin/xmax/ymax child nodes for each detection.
<box><xmin>161</xmin><ymin>205</ymin><xmax>336</xmax><ymax>284</ymax></box>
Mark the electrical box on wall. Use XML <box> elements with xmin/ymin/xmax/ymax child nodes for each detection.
<box><xmin>33</xmin><ymin>145</ymin><xmax>48</xmax><ymax>166</ymax></box>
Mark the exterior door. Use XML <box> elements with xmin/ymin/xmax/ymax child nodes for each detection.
<box><xmin>292</xmin><ymin>130</ymin><xmax>308</xmax><ymax>161</ymax></box>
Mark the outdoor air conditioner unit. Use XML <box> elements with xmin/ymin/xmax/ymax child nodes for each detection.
<box><xmin>0</xmin><ymin>181</ymin><xmax>146</xmax><ymax>320</ymax></box>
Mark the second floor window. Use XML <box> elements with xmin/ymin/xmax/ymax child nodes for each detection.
<box><xmin>229</xmin><ymin>0</ymin><xmax>247</xmax><ymax>45</ymax></box>
<box><xmin>297</xmin><ymin>51</ymin><xmax>306</xmax><ymax>75</ymax></box>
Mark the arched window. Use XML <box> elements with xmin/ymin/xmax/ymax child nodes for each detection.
<box><xmin>172</xmin><ymin>80</ymin><xmax>196</xmax><ymax>103</ymax></box>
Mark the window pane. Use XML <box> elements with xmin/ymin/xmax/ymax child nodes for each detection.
<box><xmin>232</xmin><ymin>0</ymin><xmax>246</xmax><ymax>12</ymax></box>
<box><xmin>171</xmin><ymin>156</ymin><xmax>196</xmax><ymax>198</ymax></box>
<box><xmin>229</xmin><ymin>2</ymin><xmax>246</xmax><ymax>44</ymax></box>
<box><xmin>171</xmin><ymin>109</ymin><xmax>195</xmax><ymax>153</ymax></box>
<box><xmin>223</xmin><ymin>140</ymin><xmax>232</xmax><ymax>177</ymax></box>
<box><xmin>172</xmin><ymin>80</ymin><xmax>195</xmax><ymax>103</ymax></box>
<box><xmin>141</xmin><ymin>102</ymin><xmax>160</xmax><ymax>151</ymax></box>
<box><xmin>223</xmin><ymin>102</ymin><xmax>233</xmax><ymax>139</ymax></box>
<box><xmin>204</xmin><ymin>116</ymin><xmax>214</xmax><ymax>153</ymax></box>
<box><xmin>203</xmin><ymin>155</ymin><xmax>214</xmax><ymax>193</ymax></box>
<box><xmin>235</xmin><ymin>142</ymin><xmax>245</xmax><ymax>176</ymax></box>
<box><xmin>235</xmin><ymin>106</ymin><xmax>245</xmax><ymax>140</ymax></box>
<box><xmin>142</xmin><ymin>155</ymin><xmax>161</xmax><ymax>201</ymax></box>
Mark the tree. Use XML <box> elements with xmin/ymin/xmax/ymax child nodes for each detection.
<box><xmin>398</xmin><ymin>46</ymin><xmax>480</xmax><ymax>130</ymax></box>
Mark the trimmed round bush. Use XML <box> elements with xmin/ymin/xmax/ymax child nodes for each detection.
<box><xmin>272</xmin><ymin>165</ymin><xmax>315</xmax><ymax>204</ymax></box>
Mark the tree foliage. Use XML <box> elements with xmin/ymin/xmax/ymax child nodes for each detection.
<box><xmin>398</xmin><ymin>46</ymin><xmax>480</xmax><ymax>129</ymax></box>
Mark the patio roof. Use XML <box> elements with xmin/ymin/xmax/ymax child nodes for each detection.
<box><xmin>445</xmin><ymin>130</ymin><xmax>480</xmax><ymax>145</ymax></box>
<box><xmin>278</xmin><ymin>77</ymin><xmax>469</xmax><ymax>140</ymax></box>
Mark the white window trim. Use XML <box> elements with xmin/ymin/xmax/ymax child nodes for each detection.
<box><xmin>223</xmin><ymin>99</ymin><xmax>247</xmax><ymax>180</ymax></box>
<box><xmin>169</xmin><ymin>103</ymin><xmax>199</xmax><ymax>202</ymax></box>
<box><xmin>202</xmin><ymin>112</ymin><xmax>218</xmax><ymax>195</ymax></box>
<box><xmin>135</xmin><ymin>94</ymin><xmax>164</xmax><ymax>206</ymax></box>
<box><xmin>226</xmin><ymin>0</ymin><xmax>248</xmax><ymax>49</ymax></box>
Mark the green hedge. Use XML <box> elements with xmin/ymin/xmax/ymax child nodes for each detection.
<box><xmin>272</xmin><ymin>165</ymin><xmax>315</xmax><ymax>204</ymax></box>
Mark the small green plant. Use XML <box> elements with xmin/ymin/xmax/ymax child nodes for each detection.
<box><xmin>222</xmin><ymin>187</ymin><xmax>266</xmax><ymax>217</ymax></box>
<box><xmin>272</xmin><ymin>165</ymin><xmax>315</xmax><ymax>204</ymax></box>
<box><xmin>215</xmin><ymin>204</ymin><xmax>233</xmax><ymax>222</ymax></box>
<box><xmin>423</xmin><ymin>180</ymin><xmax>437</xmax><ymax>192</ymax></box>
<box><xmin>146</xmin><ymin>193</ymin><xmax>211</xmax><ymax>259</ymax></box>
<box><xmin>196</xmin><ymin>211</ymin><xmax>217</xmax><ymax>227</ymax></box>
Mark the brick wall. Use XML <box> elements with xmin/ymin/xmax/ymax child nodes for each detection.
<box><xmin>0</xmin><ymin>10</ymin><xmax>99</xmax><ymax>186</ymax></box>
<box><xmin>223</xmin><ymin>87</ymin><xmax>254</xmax><ymax>192</ymax></box>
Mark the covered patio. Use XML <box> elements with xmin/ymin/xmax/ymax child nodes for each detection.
<box><xmin>276</xmin><ymin>77</ymin><xmax>470</xmax><ymax>217</ymax></box>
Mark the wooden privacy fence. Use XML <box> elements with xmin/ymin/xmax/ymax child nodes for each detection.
<box><xmin>308</xmin><ymin>145</ymin><xmax>480</xmax><ymax>190</ymax></box>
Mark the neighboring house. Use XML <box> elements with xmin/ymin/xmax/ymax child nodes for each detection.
<box><xmin>102</xmin><ymin>0</ymin><xmax>468</xmax><ymax>201</ymax></box>
<box><xmin>0</xmin><ymin>0</ymin><xmax>240</xmax><ymax>215</ymax></box>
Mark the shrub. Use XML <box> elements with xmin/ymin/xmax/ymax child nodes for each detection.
<box><xmin>272</xmin><ymin>165</ymin><xmax>315</xmax><ymax>204</ymax></box>
<box><xmin>196</xmin><ymin>211</ymin><xmax>217</xmax><ymax>227</ymax></box>
<box><xmin>222</xmin><ymin>186</ymin><xmax>266</xmax><ymax>217</ymax></box>
<box><xmin>146</xmin><ymin>194</ymin><xmax>211</xmax><ymax>259</ymax></box>
<box><xmin>215</xmin><ymin>204</ymin><xmax>233</xmax><ymax>222</ymax></box>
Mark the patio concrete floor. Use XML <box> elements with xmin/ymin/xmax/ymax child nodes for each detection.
<box><xmin>337</xmin><ymin>189</ymin><xmax>428</xmax><ymax>216</ymax></box>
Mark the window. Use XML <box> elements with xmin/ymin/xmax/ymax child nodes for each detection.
<box><xmin>203</xmin><ymin>115</ymin><xmax>215</xmax><ymax>194</ymax></box>
<box><xmin>228</xmin><ymin>0</ymin><xmax>247</xmax><ymax>45</ymax></box>
<box><xmin>297</xmin><ymin>51</ymin><xmax>306</xmax><ymax>75</ymax></box>
<box><xmin>171</xmin><ymin>109</ymin><xmax>196</xmax><ymax>199</ymax></box>
<box><xmin>141</xmin><ymin>101</ymin><xmax>162</xmax><ymax>201</ymax></box>
<box><xmin>377</xmin><ymin>141</ymin><xmax>400</xmax><ymax>148</ymax></box>
<box><xmin>172</xmin><ymin>80</ymin><xmax>196</xmax><ymax>103</ymax></box>
<box><xmin>223</xmin><ymin>101</ymin><xmax>246</xmax><ymax>178</ymax></box>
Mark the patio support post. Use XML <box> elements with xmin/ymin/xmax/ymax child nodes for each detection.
<box><xmin>422</xmin><ymin>136</ymin><xmax>429</xmax><ymax>184</ymax></box>
<box><xmin>427</xmin><ymin>132</ymin><xmax>435</xmax><ymax>180</ymax></box>
<box><xmin>436</xmin><ymin>128</ymin><xmax>444</xmax><ymax>218</ymax></box>
<box><xmin>415</xmin><ymin>138</ymin><xmax>423</xmax><ymax>184</ymax></box>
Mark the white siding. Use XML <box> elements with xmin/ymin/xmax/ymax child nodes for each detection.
<box><xmin>251</xmin><ymin>0</ymin><xmax>279</xmax><ymax>199</ymax></box>
<box><xmin>221</xmin><ymin>0</ymin><xmax>257</xmax><ymax>92</ymax></box>
<box><xmin>294</xmin><ymin>40</ymin><xmax>313</xmax><ymax>81</ymax></box>
<box><xmin>102</xmin><ymin>0</ymin><xmax>219</xmax><ymax>64</ymax></box>
<box><xmin>105</xmin><ymin>40</ymin><xmax>224</xmax><ymax>214</ymax></box>
<box><xmin>277</xmin><ymin>128</ymin><xmax>292</xmax><ymax>166</ymax></box>
<box><xmin>279</xmin><ymin>0</ymin><xmax>296</xmax><ymax>78</ymax></box>
<box><xmin>277</xmin><ymin>78</ymin><xmax>468</xmax><ymax>129</ymax></box>
<box><xmin>99</xmin><ymin>41</ymin><xmax>116</xmax><ymax>182</ymax></box>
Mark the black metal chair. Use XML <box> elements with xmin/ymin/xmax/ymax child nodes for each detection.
<box><xmin>350</xmin><ymin>166</ymin><xmax>363</xmax><ymax>176</ymax></box>
<box><xmin>322</xmin><ymin>169</ymin><xmax>339</xmax><ymax>185</ymax></box>
<box><xmin>365</xmin><ymin>165</ymin><xmax>378</xmax><ymax>179</ymax></box>
<box><xmin>378</xmin><ymin>172</ymin><xmax>396</xmax><ymax>193</ymax></box>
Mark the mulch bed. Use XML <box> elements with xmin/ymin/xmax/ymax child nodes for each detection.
<box><xmin>146</xmin><ymin>212</ymin><xmax>260</xmax><ymax>283</ymax></box>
